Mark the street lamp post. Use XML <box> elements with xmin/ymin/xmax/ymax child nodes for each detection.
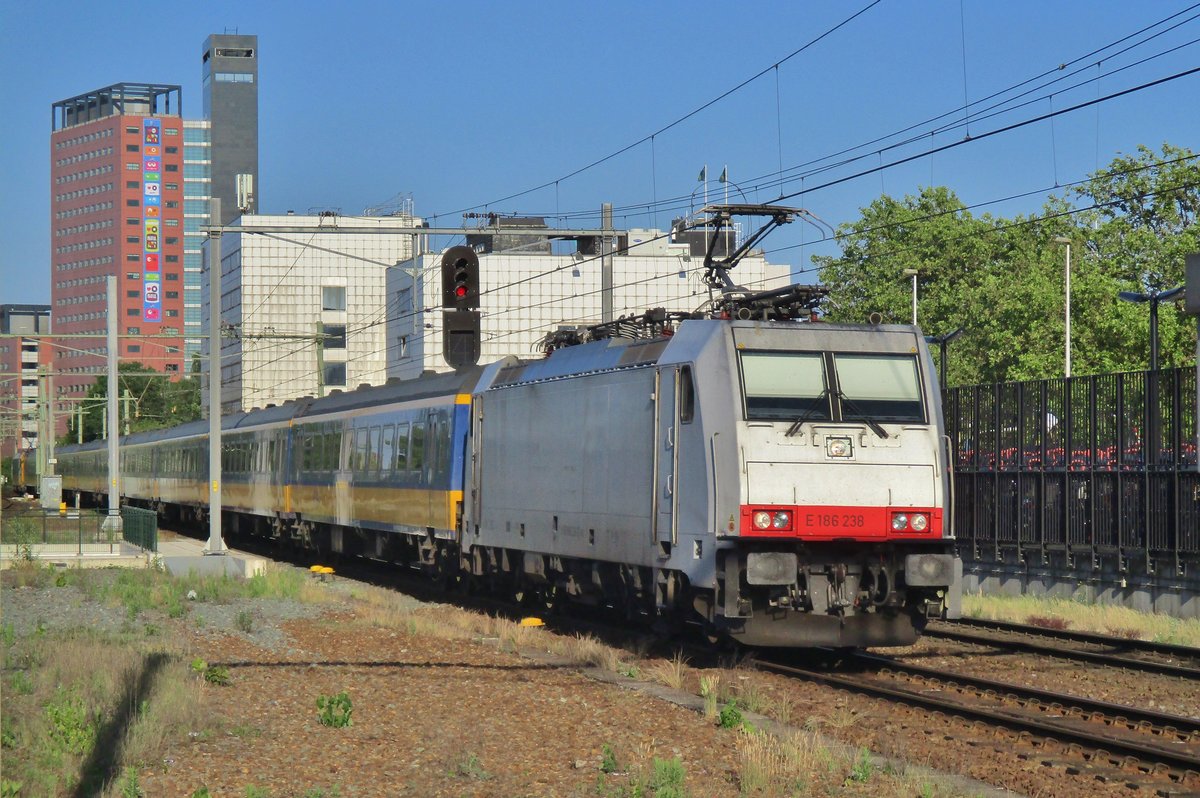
<box><xmin>903</xmin><ymin>269</ymin><xmax>918</xmax><ymax>326</ymax></box>
<box><xmin>1053</xmin><ymin>236</ymin><xmax>1072</xmax><ymax>378</ymax></box>
<box><xmin>1119</xmin><ymin>284</ymin><xmax>1184</xmax><ymax>469</ymax></box>
<box><xmin>1118</xmin><ymin>285</ymin><xmax>1184</xmax><ymax>372</ymax></box>
<box><xmin>926</xmin><ymin>328</ymin><xmax>965</xmax><ymax>387</ymax></box>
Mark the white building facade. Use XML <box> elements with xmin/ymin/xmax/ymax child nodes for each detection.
<box><xmin>386</xmin><ymin>229</ymin><xmax>791</xmax><ymax>380</ymax></box>
<box><xmin>203</xmin><ymin>214</ymin><xmax>419</xmax><ymax>413</ymax></box>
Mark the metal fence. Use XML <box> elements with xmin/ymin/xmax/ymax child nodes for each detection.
<box><xmin>121</xmin><ymin>506</ymin><xmax>158</xmax><ymax>552</ymax></box>
<box><xmin>946</xmin><ymin>367</ymin><xmax>1199</xmax><ymax>572</ymax></box>
<box><xmin>1</xmin><ymin>506</ymin><xmax>158</xmax><ymax>555</ymax></box>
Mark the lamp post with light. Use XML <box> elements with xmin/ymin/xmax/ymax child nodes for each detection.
<box><xmin>926</xmin><ymin>328</ymin><xmax>965</xmax><ymax>388</ymax></box>
<box><xmin>1118</xmin><ymin>285</ymin><xmax>1185</xmax><ymax>373</ymax></box>
<box><xmin>903</xmin><ymin>269</ymin><xmax>918</xmax><ymax>326</ymax></box>
<box><xmin>1119</xmin><ymin>284</ymin><xmax>1184</xmax><ymax>468</ymax></box>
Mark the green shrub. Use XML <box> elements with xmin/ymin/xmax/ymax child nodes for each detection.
<box><xmin>44</xmin><ymin>687</ymin><xmax>97</xmax><ymax>755</ymax></box>
<box><xmin>316</xmin><ymin>691</ymin><xmax>352</xmax><ymax>728</ymax></box>
<box><xmin>600</xmin><ymin>743</ymin><xmax>619</xmax><ymax>774</ymax></box>
<box><xmin>203</xmin><ymin>666</ymin><xmax>230</xmax><ymax>687</ymax></box>
<box><xmin>717</xmin><ymin>702</ymin><xmax>743</xmax><ymax>730</ymax></box>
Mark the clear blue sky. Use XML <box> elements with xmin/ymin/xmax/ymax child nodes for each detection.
<box><xmin>1</xmin><ymin>1</ymin><xmax>1196</xmax><ymax>306</ymax></box>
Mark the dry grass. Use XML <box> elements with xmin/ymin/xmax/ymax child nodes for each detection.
<box><xmin>645</xmin><ymin>649</ymin><xmax>689</xmax><ymax>690</ymax></box>
<box><xmin>737</xmin><ymin>729</ymin><xmax>819</xmax><ymax>795</ymax></box>
<box><xmin>559</xmin><ymin>633</ymin><xmax>623</xmax><ymax>670</ymax></box>
<box><xmin>964</xmin><ymin>592</ymin><xmax>1200</xmax><ymax>647</ymax></box>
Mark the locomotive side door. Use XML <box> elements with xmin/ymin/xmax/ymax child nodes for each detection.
<box><xmin>653</xmin><ymin>366</ymin><xmax>681</xmax><ymax>556</ymax></box>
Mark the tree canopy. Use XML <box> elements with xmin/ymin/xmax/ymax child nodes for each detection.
<box><xmin>812</xmin><ymin>143</ymin><xmax>1200</xmax><ymax>386</ymax></box>
<box><xmin>64</xmin><ymin>361</ymin><xmax>201</xmax><ymax>444</ymax></box>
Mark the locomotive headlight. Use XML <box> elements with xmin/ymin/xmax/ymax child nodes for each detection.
<box><xmin>772</xmin><ymin>511</ymin><xmax>791</xmax><ymax>530</ymax></box>
<box><xmin>826</xmin><ymin>436</ymin><xmax>853</xmax><ymax>458</ymax></box>
<box><xmin>752</xmin><ymin>511</ymin><xmax>772</xmax><ymax>530</ymax></box>
<box><xmin>891</xmin><ymin>513</ymin><xmax>909</xmax><ymax>531</ymax></box>
<box><xmin>910</xmin><ymin>513</ymin><xmax>929</xmax><ymax>531</ymax></box>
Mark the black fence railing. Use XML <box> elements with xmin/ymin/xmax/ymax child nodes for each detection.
<box><xmin>946</xmin><ymin>367</ymin><xmax>1199</xmax><ymax>572</ymax></box>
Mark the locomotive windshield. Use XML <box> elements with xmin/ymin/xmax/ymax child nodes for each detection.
<box><xmin>740</xmin><ymin>352</ymin><xmax>831</xmax><ymax>420</ymax></box>
<box><xmin>739</xmin><ymin>351</ymin><xmax>925</xmax><ymax>424</ymax></box>
<box><xmin>833</xmin><ymin>354</ymin><xmax>925</xmax><ymax>423</ymax></box>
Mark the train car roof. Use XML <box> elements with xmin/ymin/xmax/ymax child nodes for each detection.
<box><xmin>57</xmin><ymin>367</ymin><xmax>485</xmax><ymax>454</ymax></box>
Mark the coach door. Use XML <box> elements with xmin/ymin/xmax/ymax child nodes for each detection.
<box><xmin>653</xmin><ymin>366</ymin><xmax>681</xmax><ymax>556</ymax></box>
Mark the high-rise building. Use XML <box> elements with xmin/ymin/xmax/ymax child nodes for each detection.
<box><xmin>48</xmin><ymin>34</ymin><xmax>258</xmax><ymax>398</ymax></box>
<box><xmin>0</xmin><ymin>305</ymin><xmax>51</xmax><ymax>459</ymax></box>
<box><xmin>182</xmin><ymin>120</ymin><xmax>212</xmax><ymax>365</ymax></box>
<box><xmin>50</xmin><ymin>83</ymin><xmax>187</xmax><ymax>403</ymax></box>
<box><xmin>201</xmin><ymin>34</ymin><xmax>258</xmax><ymax>225</ymax></box>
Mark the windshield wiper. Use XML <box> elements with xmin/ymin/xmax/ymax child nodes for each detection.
<box><xmin>784</xmin><ymin>389</ymin><xmax>830</xmax><ymax>437</ymax></box>
<box><xmin>835</xmin><ymin>389</ymin><xmax>890</xmax><ymax>439</ymax></box>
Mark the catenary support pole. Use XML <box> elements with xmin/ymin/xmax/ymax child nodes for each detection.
<box><xmin>206</xmin><ymin>198</ymin><xmax>226</xmax><ymax>555</ymax></box>
<box><xmin>103</xmin><ymin>276</ymin><xmax>122</xmax><ymax>538</ymax></box>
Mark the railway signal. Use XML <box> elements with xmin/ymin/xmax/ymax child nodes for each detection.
<box><xmin>441</xmin><ymin>245</ymin><xmax>479</xmax><ymax>310</ymax></box>
<box><xmin>440</xmin><ymin>246</ymin><xmax>481</xmax><ymax>368</ymax></box>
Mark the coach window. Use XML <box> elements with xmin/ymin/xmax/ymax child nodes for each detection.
<box><xmin>410</xmin><ymin>421</ymin><xmax>425</xmax><ymax>472</ymax></box>
<box><xmin>380</xmin><ymin>425</ymin><xmax>395</xmax><ymax>474</ymax></box>
<box><xmin>354</xmin><ymin>428</ymin><xmax>368</xmax><ymax>473</ymax></box>
<box><xmin>394</xmin><ymin>422</ymin><xmax>410</xmax><ymax>472</ymax></box>
<box><xmin>302</xmin><ymin>433</ymin><xmax>316</xmax><ymax>473</ymax></box>
<box><xmin>368</xmin><ymin>426</ymin><xmax>382</xmax><ymax>473</ymax></box>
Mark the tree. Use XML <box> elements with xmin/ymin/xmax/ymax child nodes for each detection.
<box><xmin>64</xmin><ymin>362</ymin><xmax>202</xmax><ymax>444</ymax></box>
<box><xmin>812</xmin><ymin>143</ymin><xmax>1200</xmax><ymax>385</ymax></box>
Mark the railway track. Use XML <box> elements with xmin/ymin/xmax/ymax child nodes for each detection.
<box><xmin>926</xmin><ymin>618</ymin><xmax>1200</xmax><ymax>679</ymax></box>
<box><xmin>756</xmin><ymin>651</ymin><xmax>1200</xmax><ymax>786</ymax></box>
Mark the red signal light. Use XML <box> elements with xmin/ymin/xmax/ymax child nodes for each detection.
<box><xmin>455</xmin><ymin>285</ymin><xmax>468</xmax><ymax>298</ymax></box>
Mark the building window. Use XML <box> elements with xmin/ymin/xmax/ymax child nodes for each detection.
<box><xmin>165</xmin><ymin>146</ymin><xmax>178</xmax><ymax>154</ymax></box>
<box><xmin>127</xmin><ymin>308</ymin><xmax>138</xmax><ymax>316</ymax></box>
<box><xmin>126</xmin><ymin>180</ymin><xmax>139</xmax><ymax>189</ymax></box>
<box><xmin>125</xmin><ymin>126</ymin><xmax>138</xmax><ymax>134</ymax></box>
<box><xmin>166</xmin><ymin>309</ymin><xmax>178</xmax><ymax>317</ymax></box>
<box><xmin>165</xmin><ymin>363</ymin><xmax>179</xmax><ymax>372</ymax></box>
<box><xmin>126</xmin><ymin>199</ymin><xmax>139</xmax><ymax>207</ymax></box>
<box><xmin>323</xmin><ymin>362</ymin><xmax>346</xmax><ymax>387</ymax></box>
<box><xmin>126</xmin><ymin>255</ymin><xmax>139</xmax><ymax>262</ymax></box>
<box><xmin>165</xmin><ymin>272</ymin><xmax>179</xmax><ymax>281</ymax></box>
<box><xmin>127</xmin><ymin>218</ymin><xmax>139</xmax><ymax>225</ymax></box>
<box><xmin>126</xmin><ymin>236</ymin><xmax>139</xmax><ymax>244</ymax></box>
<box><xmin>127</xmin><ymin>327</ymin><xmax>140</xmax><ymax>334</ymax></box>
<box><xmin>164</xmin><ymin>127</ymin><xmax>178</xmax><ymax>136</ymax></box>
<box><xmin>322</xmin><ymin>286</ymin><xmax>346</xmax><ymax>311</ymax></box>
<box><xmin>127</xmin><ymin>290</ymin><xmax>138</xmax><ymax>298</ymax></box>
<box><xmin>165</xmin><ymin>164</ymin><xmax>178</xmax><ymax>172</ymax></box>
<box><xmin>125</xmin><ymin>144</ymin><xmax>139</xmax><ymax>152</ymax></box>
<box><xmin>125</xmin><ymin>163</ymin><xmax>138</xmax><ymax>171</ymax></box>
<box><xmin>166</xmin><ymin>255</ymin><xmax>179</xmax><ymax>263</ymax></box>
<box><xmin>127</xmin><ymin>345</ymin><xmax>141</xmax><ymax>353</ymax></box>
<box><xmin>166</xmin><ymin>291</ymin><xmax>179</xmax><ymax>299</ymax></box>
<box><xmin>322</xmin><ymin>324</ymin><xmax>346</xmax><ymax>349</ymax></box>
<box><xmin>166</xmin><ymin>237</ymin><xmax>179</xmax><ymax>245</ymax></box>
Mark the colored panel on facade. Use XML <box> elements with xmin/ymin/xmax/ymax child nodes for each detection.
<box><xmin>142</xmin><ymin>118</ymin><xmax>163</xmax><ymax>321</ymax></box>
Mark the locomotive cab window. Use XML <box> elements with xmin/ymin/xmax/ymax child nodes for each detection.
<box><xmin>739</xmin><ymin>352</ymin><xmax>831</xmax><ymax>421</ymax></box>
<box><xmin>680</xmin><ymin>365</ymin><xmax>695</xmax><ymax>424</ymax></box>
<box><xmin>833</xmin><ymin>354</ymin><xmax>925</xmax><ymax>423</ymax></box>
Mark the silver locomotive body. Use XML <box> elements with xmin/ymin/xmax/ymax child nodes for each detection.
<box><xmin>466</xmin><ymin>319</ymin><xmax>960</xmax><ymax>647</ymax></box>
